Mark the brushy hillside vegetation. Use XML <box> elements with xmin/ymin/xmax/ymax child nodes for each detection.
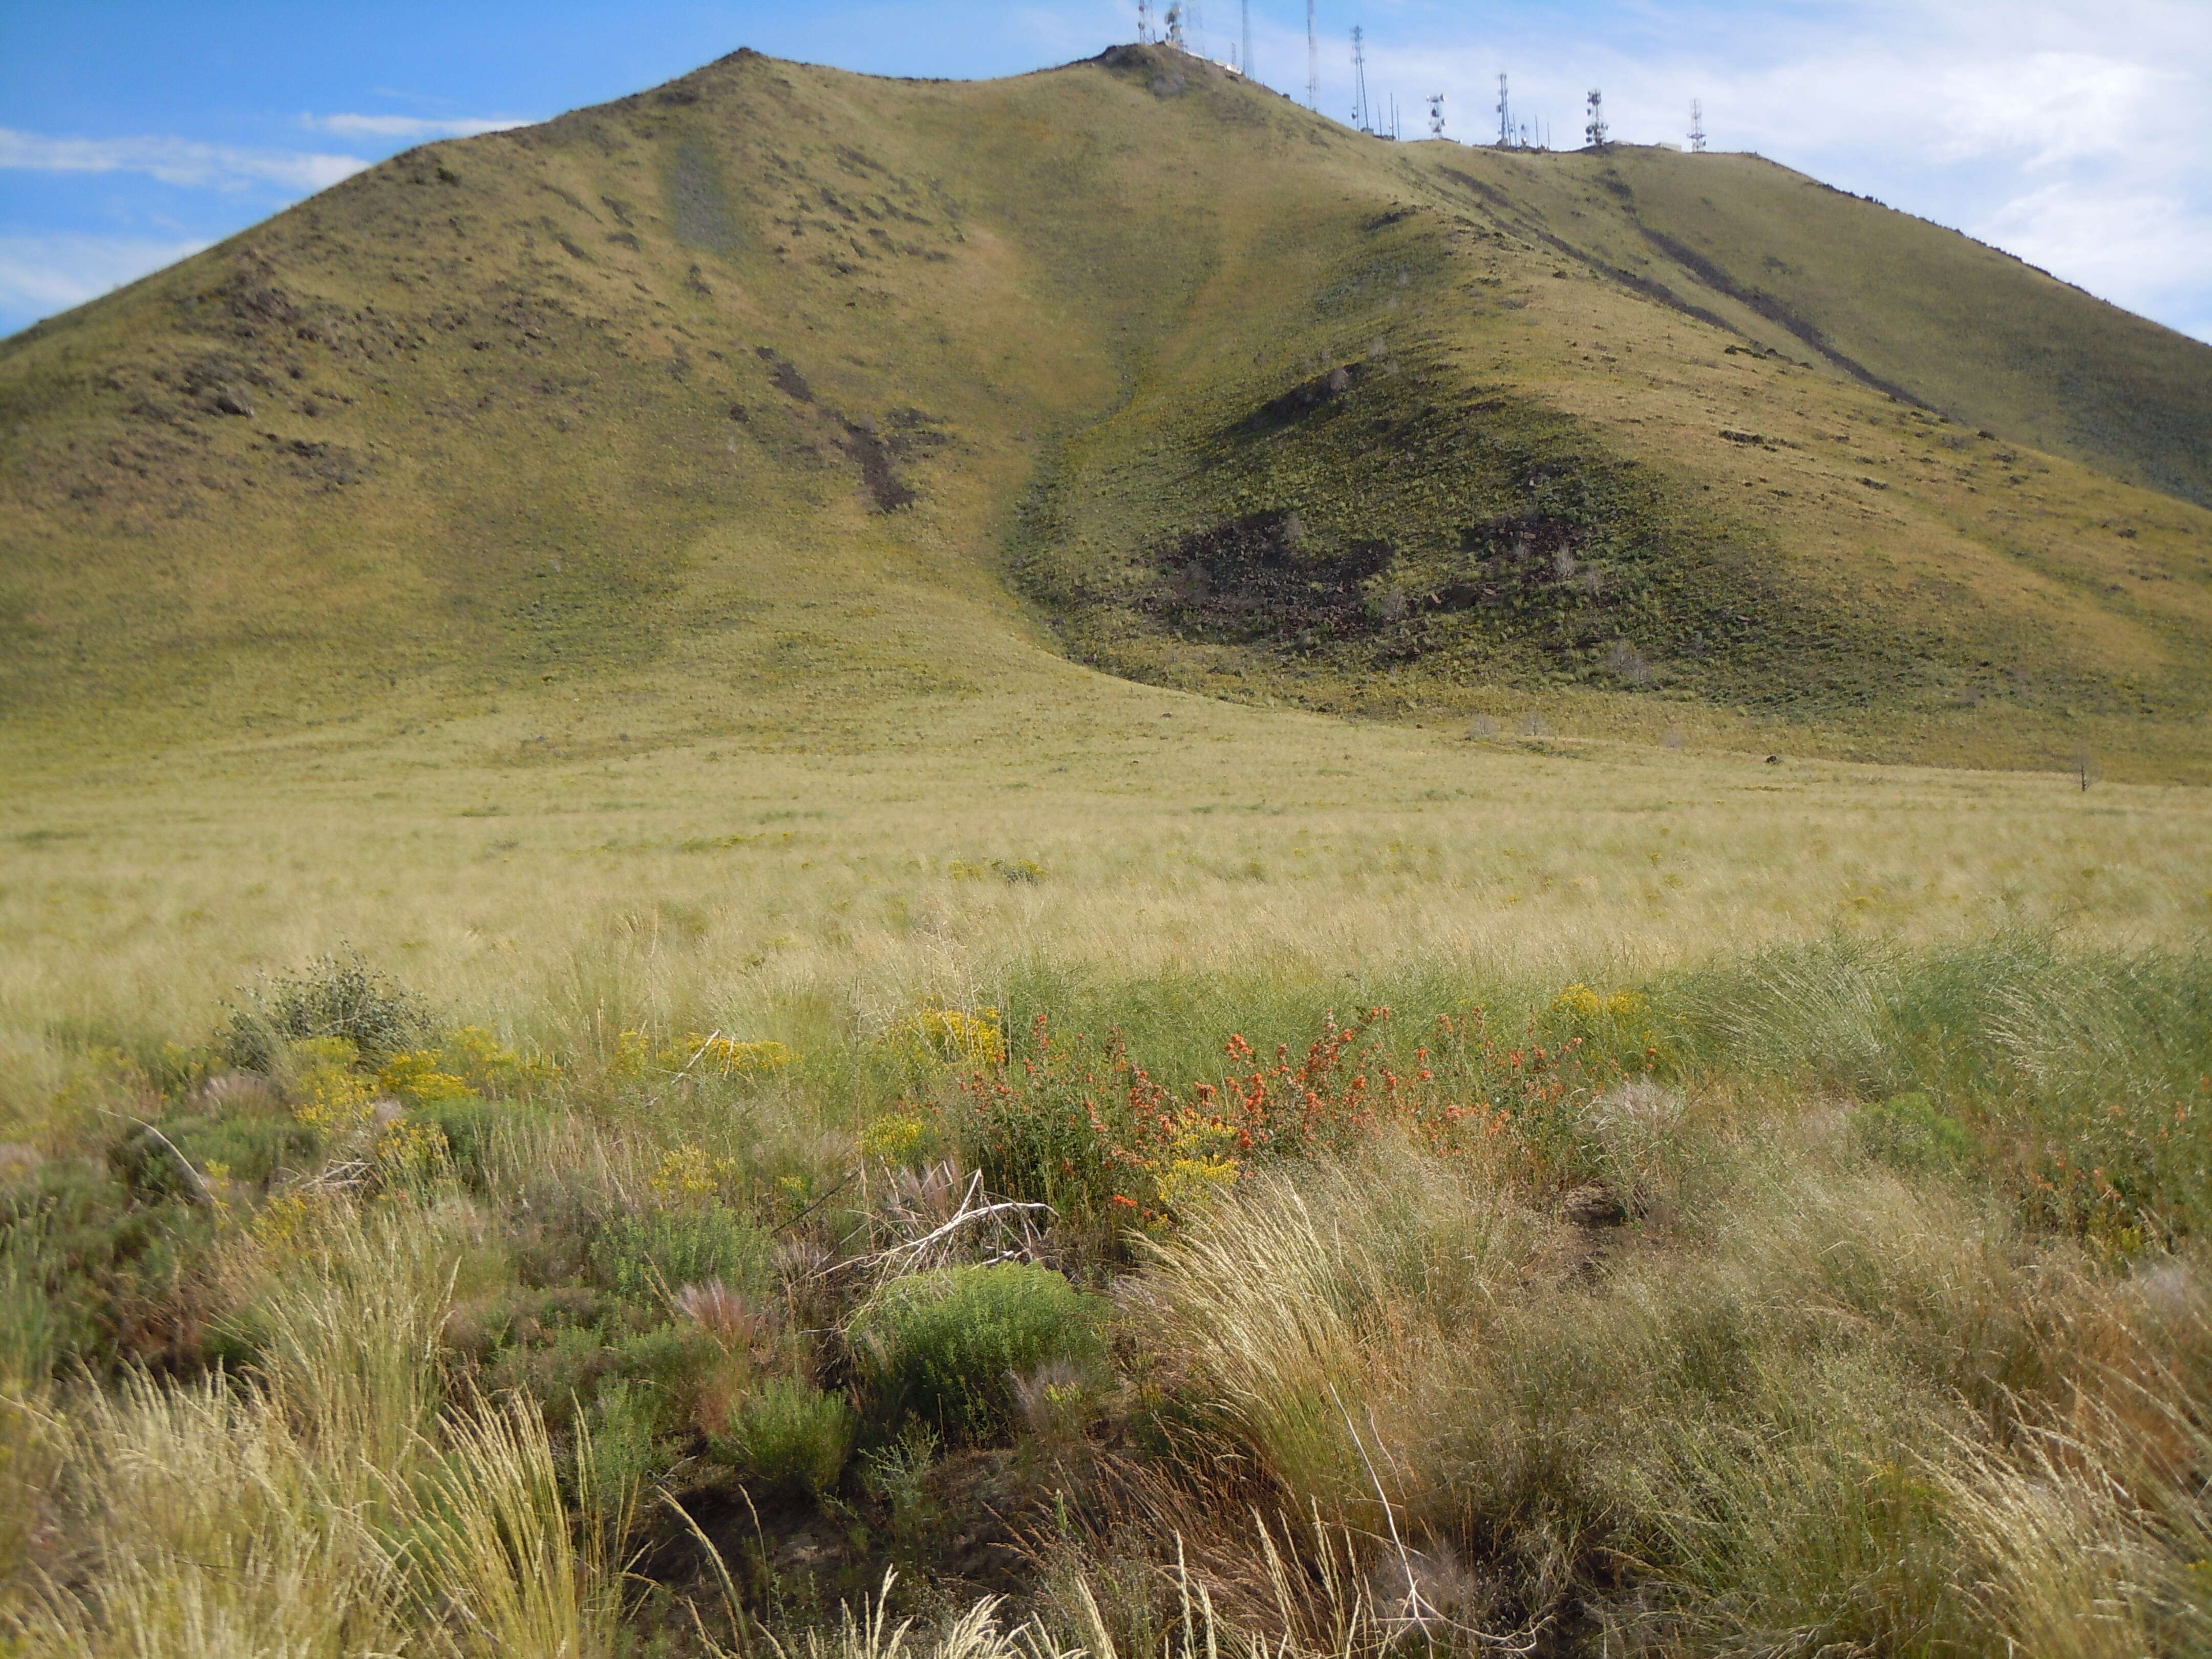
<box><xmin>1</xmin><ymin>45</ymin><xmax>2209</xmax><ymax>777</ymax></box>
<box><xmin>8</xmin><ymin>930</ymin><xmax>2212</xmax><ymax>1654</ymax></box>
<box><xmin>4</xmin><ymin>39</ymin><xmax>2212</xmax><ymax>1657</ymax></box>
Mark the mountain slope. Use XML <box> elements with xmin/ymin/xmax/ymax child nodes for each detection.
<box><xmin>1445</xmin><ymin>145</ymin><xmax>2212</xmax><ymax>508</ymax></box>
<box><xmin>1</xmin><ymin>45</ymin><xmax>2207</xmax><ymax>778</ymax></box>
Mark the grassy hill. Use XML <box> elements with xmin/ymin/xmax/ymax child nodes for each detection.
<box><xmin>2</xmin><ymin>44</ymin><xmax>2209</xmax><ymax>778</ymax></box>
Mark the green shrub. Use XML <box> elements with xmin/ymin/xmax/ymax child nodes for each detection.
<box><xmin>583</xmin><ymin>1378</ymin><xmax>682</xmax><ymax>1507</ymax></box>
<box><xmin>221</xmin><ymin>952</ymin><xmax>433</xmax><ymax>1071</ymax></box>
<box><xmin>407</xmin><ymin>1097</ymin><xmax>517</xmax><ymax>1186</ymax></box>
<box><xmin>0</xmin><ymin>1225</ymin><xmax>57</xmax><ymax>1388</ymax></box>
<box><xmin>3</xmin><ymin>1157</ymin><xmax>222</xmax><ymax>1375</ymax></box>
<box><xmin>1854</xmin><ymin>1093</ymin><xmax>1972</xmax><ymax>1173</ymax></box>
<box><xmin>112</xmin><ymin>1116</ymin><xmax>322</xmax><ymax>1199</ymax></box>
<box><xmin>849</xmin><ymin>1263</ymin><xmax>1109</xmax><ymax>1440</ymax></box>
<box><xmin>589</xmin><ymin>1204</ymin><xmax>772</xmax><ymax>1304</ymax></box>
<box><xmin>715</xmin><ymin>1376</ymin><xmax>857</xmax><ymax>1494</ymax></box>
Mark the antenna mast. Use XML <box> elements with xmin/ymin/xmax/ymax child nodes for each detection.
<box><xmin>1241</xmin><ymin>0</ymin><xmax>1252</xmax><ymax>76</ymax></box>
<box><xmin>1584</xmin><ymin>87</ymin><xmax>1607</xmax><ymax>151</ymax></box>
<box><xmin>1689</xmin><ymin>98</ymin><xmax>1706</xmax><ymax>153</ymax></box>
<box><xmin>1350</xmin><ymin>25</ymin><xmax>1369</xmax><ymax>131</ymax></box>
<box><xmin>1306</xmin><ymin>0</ymin><xmax>1318</xmax><ymax>107</ymax></box>
<box><xmin>1428</xmin><ymin>92</ymin><xmax>1446</xmax><ymax>138</ymax></box>
<box><xmin>1496</xmin><ymin>72</ymin><xmax>1510</xmax><ymax>145</ymax></box>
<box><xmin>1137</xmin><ymin>0</ymin><xmax>1153</xmax><ymax>43</ymax></box>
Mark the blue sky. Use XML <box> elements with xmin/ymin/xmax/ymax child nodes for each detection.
<box><xmin>4</xmin><ymin>1</ymin><xmax>2207</xmax><ymax>343</ymax></box>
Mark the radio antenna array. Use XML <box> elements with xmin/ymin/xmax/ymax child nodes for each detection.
<box><xmin>1496</xmin><ymin>72</ymin><xmax>1510</xmax><ymax>145</ymax></box>
<box><xmin>1241</xmin><ymin>0</ymin><xmax>1252</xmax><ymax>76</ymax></box>
<box><xmin>1689</xmin><ymin>98</ymin><xmax>1707</xmax><ymax>153</ymax></box>
<box><xmin>1584</xmin><ymin>87</ymin><xmax>1607</xmax><ymax>151</ymax></box>
<box><xmin>1428</xmin><ymin>92</ymin><xmax>1446</xmax><ymax>138</ymax></box>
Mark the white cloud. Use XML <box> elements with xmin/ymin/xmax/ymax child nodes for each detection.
<box><xmin>1976</xmin><ymin>183</ymin><xmax>2212</xmax><ymax>322</ymax></box>
<box><xmin>0</xmin><ymin>128</ymin><xmax>367</xmax><ymax>192</ymax></box>
<box><xmin>307</xmin><ymin>112</ymin><xmax>530</xmax><ymax>139</ymax></box>
<box><xmin>0</xmin><ymin>232</ymin><xmax>211</xmax><ymax>315</ymax></box>
<box><xmin>1925</xmin><ymin>52</ymin><xmax>2169</xmax><ymax>168</ymax></box>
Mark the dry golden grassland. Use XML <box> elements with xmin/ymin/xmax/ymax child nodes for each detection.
<box><xmin>5</xmin><ymin>676</ymin><xmax>2207</xmax><ymax>1116</ymax></box>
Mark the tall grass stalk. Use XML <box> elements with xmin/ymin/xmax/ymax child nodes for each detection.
<box><xmin>1129</xmin><ymin>1146</ymin><xmax>1549</xmax><ymax>1523</ymax></box>
<box><xmin>22</xmin><ymin>1372</ymin><xmax>399</xmax><ymax>1658</ymax></box>
<box><xmin>408</xmin><ymin>1393</ymin><xmax>628</xmax><ymax>1659</ymax></box>
<box><xmin>242</xmin><ymin>1200</ymin><xmax>460</xmax><ymax>1496</ymax></box>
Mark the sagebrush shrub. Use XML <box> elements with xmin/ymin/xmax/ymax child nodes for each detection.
<box><xmin>221</xmin><ymin>953</ymin><xmax>433</xmax><ymax>1070</ymax></box>
<box><xmin>584</xmin><ymin>1379</ymin><xmax>679</xmax><ymax>1506</ymax></box>
<box><xmin>715</xmin><ymin>1376</ymin><xmax>856</xmax><ymax>1493</ymax></box>
<box><xmin>114</xmin><ymin>1114</ymin><xmax>322</xmax><ymax>1198</ymax></box>
<box><xmin>849</xmin><ymin>1262</ymin><xmax>1107</xmax><ymax>1439</ymax></box>
<box><xmin>589</xmin><ymin>1204</ymin><xmax>772</xmax><ymax>1304</ymax></box>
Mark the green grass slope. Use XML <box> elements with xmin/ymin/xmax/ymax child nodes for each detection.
<box><xmin>1537</xmin><ymin>145</ymin><xmax>2212</xmax><ymax>508</ymax></box>
<box><xmin>1</xmin><ymin>45</ymin><xmax>2207</xmax><ymax>778</ymax></box>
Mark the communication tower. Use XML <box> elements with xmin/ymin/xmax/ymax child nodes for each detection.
<box><xmin>1584</xmin><ymin>87</ymin><xmax>1607</xmax><ymax>150</ymax></box>
<box><xmin>1306</xmin><ymin>0</ymin><xmax>1319</xmax><ymax>108</ymax></box>
<box><xmin>1689</xmin><ymin>99</ymin><xmax>1707</xmax><ymax>153</ymax></box>
<box><xmin>1351</xmin><ymin>26</ymin><xmax>1367</xmax><ymax>130</ymax></box>
<box><xmin>1164</xmin><ymin>2</ymin><xmax>1184</xmax><ymax>47</ymax></box>
<box><xmin>1495</xmin><ymin>72</ymin><xmax>1511</xmax><ymax>145</ymax></box>
<box><xmin>1242</xmin><ymin>0</ymin><xmax>1252</xmax><ymax>77</ymax></box>
<box><xmin>1428</xmin><ymin>92</ymin><xmax>1446</xmax><ymax>138</ymax></box>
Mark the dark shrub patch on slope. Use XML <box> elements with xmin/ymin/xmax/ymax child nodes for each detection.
<box><xmin>1018</xmin><ymin>346</ymin><xmax>1922</xmax><ymax>718</ymax></box>
<box><xmin>1142</xmin><ymin>511</ymin><xmax>1391</xmax><ymax>645</ymax></box>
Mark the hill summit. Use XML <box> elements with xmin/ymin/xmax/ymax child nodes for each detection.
<box><xmin>3</xmin><ymin>45</ymin><xmax>2209</xmax><ymax>776</ymax></box>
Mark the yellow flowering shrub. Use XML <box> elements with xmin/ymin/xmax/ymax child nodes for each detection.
<box><xmin>252</xmin><ymin>1189</ymin><xmax>341</xmax><ymax>1250</ymax></box>
<box><xmin>289</xmin><ymin>1038</ymin><xmax>373</xmax><ymax>1129</ymax></box>
<box><xmin>603</xmin><ymin>1029</ymin><xmax>793</xmax><ymax>1087</ymax></box>
<box><xmin>610</xmin><ymin>1029</ymin><xmax>653</xmax><ymax>1080</ymax></box>
<box><xmin>375</xmin><ymin>1117</ymin><xmax>452</xmax><ymax>1183</ymax></box>
<box><xmin>377</xmin><ymin>1050</ymin><xmax>476</xmax><ymax>1105</ymax></box>
<box><xmin>860</xmin><ymin>1113</ymin><xmax>928</xmax><ymax>1163</ymax></box>
<box><xmin>1156</xmin><ymin>1119</ymin><xmax>1242</xmax><ymax>1215</ymax></box>
<box><xmin>441</xmin><ymin>1025</ymin><xmax>550</xmax><ymax>1094</ymax></box>
<box><xmin>694</xmin><ymin>1036</ymin><xmax>795</xmax><ymax>1079</ymax></box>
<box><xmin>892</xmin><ymin>1008</ymin><xmax>1006</xmax><ymax>1069</ymax></box>
<box><xmin>1157</xmin><ymin>1155</ymin><xmax>1240</xmax><ymax>1215</ymax></box>
<box><xmin>1552</xmin><ymin>983</ymin><xmax>1647</xmax><ymax>1022</ymax></box>
<box><xmin>650</xmin><ymin>1142</ymin><xmax>741</xmax><ymax>1204</ymax></box>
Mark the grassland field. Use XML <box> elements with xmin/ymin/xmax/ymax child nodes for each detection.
<box><xmin>6</xmin><ymin>663</ymin><xmax>2209</xmax><ymax>1110</ymax></box>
